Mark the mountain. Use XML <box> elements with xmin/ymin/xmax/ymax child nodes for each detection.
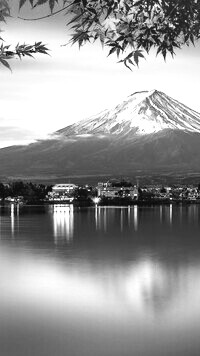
<box><xmin>56</xmin><ymin>89</ymin><xmax>200</xmax><ymax>136</ymax></box>
<box><xmin>1</xmin><ymin>89</ymin><xmax>200</xmax><ymax>182</ymax></box>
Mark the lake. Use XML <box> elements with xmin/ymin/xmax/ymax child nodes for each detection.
<box><xmin>0</xmin><ymin>203</ymin><xmax>200</xmax><ymax>356</ymax></box>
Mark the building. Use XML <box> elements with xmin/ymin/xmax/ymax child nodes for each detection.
<box><xmin>52</xmin><ymin>183</ymin><xmax>78</xmax><ymax>196</ymax></box>
<box><xmin>97</xmin><ymin>182</ymin><xmax>138</xmax><ymax>200</ymax></box>
<box><xmin>47</xmin><ymin>183</ymin><xmax>78</xmax><ymax>201</ymax></box>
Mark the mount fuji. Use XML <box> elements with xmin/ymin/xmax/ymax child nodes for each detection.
<box><xmin>57</xmin><ymin>89</ymin><xmax>200</xmax><ymax>137</ymax></box>
<box><xmin>1</xmin><ymin>89</ymin><xmax>200</xmax><ymax>182</ymax></box>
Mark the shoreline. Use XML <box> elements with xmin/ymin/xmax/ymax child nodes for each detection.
<box><xmin>1</xmin><ymin>199</ymin><xmax>200</xmax><ymax>208</ymax></box>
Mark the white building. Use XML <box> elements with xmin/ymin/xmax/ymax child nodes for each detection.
<box><xmin>51</xmin><ymin>183</ymin><xmax>78</xmax><ymax>197</ymax></box>
<box><xmin>97</xmin><ymin>182</ymin><xmax>138</xmax><ymax>200</ymax></box>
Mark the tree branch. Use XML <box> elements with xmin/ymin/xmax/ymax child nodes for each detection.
<box><xmin>18</xmin><ymin>3</ymin><xmax>71</xmax><ymax>21</ymax></box>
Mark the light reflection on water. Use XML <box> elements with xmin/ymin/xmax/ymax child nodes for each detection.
<box><xmin>0</xmin><ymin>204</ymin><xmax>200</xmax><ymax>356</ymax></box>
<box><xmin>52</xmin><ymin>204</ymin><xmax>74</xmax><ymax>244</ymax></box>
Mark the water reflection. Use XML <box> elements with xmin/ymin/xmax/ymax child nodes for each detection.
<box><xmin>1</xmin><ymin>245</ymin><xmax>200</xmax><ymax>320</ymax></box>
<box><xmin>0</xmin><ymin>205</ymin><xmax>200</xmax><ymax>355</ymax></box>
<box><xmin>169</xmin><ymin>204</ymin><xmax>173</xmax><ymax>226</ymax></box>
<box><xmin>159</xmin><ymin>205</ymin><xmax>163</xmax><ymax>223</ymax></box>
<box><xmin>120</xmin><ymin>208</ymin><xmax>123</xmax><ymax>231</ymax></box>
<box><xmin>128</xmin><ymin>205</ymin><xmax>131</xmax><ymax>227</ymax></box>
<box><xmin>103</xmin><ymin>206</ymin><xmax>107</xmax><ymax>232</ymax></box>
<box><xmin>94</xmin><ymin>206</ymin><xmax>111</xmax><ymax>232</ymax></box>
<box><xmin>10</xmin><ymin>204</ymin><xmax>15</xmax><ymax>237</ymax></box>
<box><xmin>133</xmin><ymin>205</ymin><xmax>138</xmax><ymax>231</ymax></box>
<box><xmin>179</xmin><ymin>204</ymin><xmax>183</xmax><ymax>223</ymax></box>
<box><xmin>1</xmin><ymin>244</ymin><xmax>200</xmax><ymax>356</ymax></box>
<box><xmin>94</xmin><ymin>206</ymin><xmax>139</xmax><ymax>233</ymax></box>
<box><xmin>1</xmin><ymin>204</ymin><xmax>200</xmax><ymax>240</ymax></box>
<box><xmin>52</xmin><ymin>204</ymin><xmax>74</xmax><ymax>244</ymax></box>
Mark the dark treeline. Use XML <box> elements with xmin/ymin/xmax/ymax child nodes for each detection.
<box><xmin>0</xmin><ymin>182</ymin><xmax>52</xmax><ymax>203</ymax></box>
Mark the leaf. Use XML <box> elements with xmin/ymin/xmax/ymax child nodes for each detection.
<box><xmin>133</xmin><ymin>50</ymin><xmax>145</xmax><ymax>66</ymax></box>
<box><xmin>82</xmin><ymin>0</ymin><xmax>87</xmax><ymax>7</ymax></box>
<box><xmin>162</xmin><ymin>48</ymin><xmax>167</xmax><ymax>60</ymax></box>
<box><xmin>126</xmin><ymin>51</ymin><xmax>134</xmax><ymax>59</ymax></box>
<box><xmin>49</xmin><ymin>0</ymin><xmax>58</xmax><ymax>12</ymax></box>
<box><xmin>0</xmin><ymin>12</ymin><xmax>6</xmax><ymax>22</ymax></box>
<box><xmin>34</xmin><ymin>41</ymin><xmax>42</xmax><ymax>46</ymax></box>
<box><xmin>190</xmin><ymin>34</ymin><xmax>195</xmax><ymax>45</ymax></box>
<box><xmin>105</xmin><ymin>6</ymin><xmax>113</xmax><ymax>19</ymax></box>
<box><xmin>88</xmin><ymin>7</ymin><xmax>96</xmax><ymax>15</ymax></box>
<box><xmin>124</xmin><ymin>60</ymin><xmax>132</xmax><ymax>71</ymax></box>
<box><xmin>0</xmin><ymin>0</ymin><xmax>10</xmax><ymax>9</ymax></box>
<box><xmin>116</xmin><ymin>48</ymin><xmax>120</xmax><ymax>57</ymax></box>
<box><xmin>128</xmin><ymin>58</ymin><xmax>134</xmax><ymax>66</ymax></box>
<box><xmin>124</xmin><ymin>3</ymin><xmax>130</xmax><ymax>13</ymax></box>
<box><xmin>19</xmin><ymin>0</ymin><xmax>27</xmax><ymax>9</ymax></box>
<box><xmin>0</xmin><ymin>57</ymin><xmax>11</xmax><ymax>71</ymax></box>
<box><xmin>116</xmin><ymin>35</ymin><xmax>125</xmax><ymax>42</ymax></box>
<box><xmin>67</xmin><ymin>13</ymin><xmax>83</xmax><ymax>26</ymax></box>
<box><xmin>99</xmin><ymin>32</ymin><xmax>105</xmax><ymax>47</ymax></box>
<box><xmin>34</xmin><ymin>0</ymin><xmax>48</xmax><ymax>7</ymax></box>
<box><xmin>133</xmin><ymin>0</ymin><xmax>143</xmax><ymax>7</ymax></box>
<box><xmin>108</xmin><ymin>46</ymin><xmax>116</xmax><ymax>56</ymax></box>
<box><xmin>70</xmin><ymin>0</ymin><xmax>81</xmax><ymax>5</ymax></box>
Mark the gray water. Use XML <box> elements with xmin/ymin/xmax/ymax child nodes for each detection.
<box><xmin>0</xmin><ymin>204</ymin><xmax>200</xmax><ymax>356</ymax></box>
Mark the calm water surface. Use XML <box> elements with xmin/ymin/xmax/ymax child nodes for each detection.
<box><xmin>0</xmin><ymin>204</ymin><xmax>200</xmax><ymax>356</ymax></box>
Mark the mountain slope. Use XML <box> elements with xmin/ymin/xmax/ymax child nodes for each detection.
<box><xmin>0</xmin><ymin>90</ymin><xmax>200</xmax><ymax>181</ymax></box>
<box><xmin>56</xmin><ymin>90</ymin><xmax>200</xmax><ymax>137</ymax></box>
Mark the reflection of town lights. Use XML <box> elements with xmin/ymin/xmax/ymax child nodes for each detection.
<box><xmin>53</xmin><ymin>205</ymin><xmax>74</xmax><ymax>243</ymax></box>
<box><xmin>93</xmin><ymin>197</ymin><xmax>100</xmax><ymax>205</ymax></box>
<box><xmin>11</xmin><ymin>204</ymin><xmax>15</xmax><ymax>236</ymax></box>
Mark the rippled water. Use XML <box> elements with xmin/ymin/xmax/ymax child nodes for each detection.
<box><xmin>0</xmin><ymin>204</ymin><xmax>200</xmax><ymax>356</ymax></box>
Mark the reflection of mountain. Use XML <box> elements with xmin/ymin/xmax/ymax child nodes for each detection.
<box><xmin>1</xmin><ymin>204</ymin><xmax>200</xmax><ymax>351</ymax></box>
<box><xmin>53</xmin><ymin>205</ymin><xmax>74</xmax><ymax>244</ymax></box>
<box><xmin>2</xmin><ymin>244</ymin><xmax>200</xmax><ymax>324</ymax></box>
<box><xmin>2</xmin><ymin>205</ymin><xmax>200</xmax><ymax>318</ymax></box>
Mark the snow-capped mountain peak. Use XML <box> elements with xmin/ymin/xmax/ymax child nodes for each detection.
<box><xmin>57</xmin><ymin>90</ymin><xmax>200</xmax><ymax>137</ymax></box>
<box><xmin>1</xmin><ymin>90</ymin><xmax>200</xmax><ymax>179</ymax></box>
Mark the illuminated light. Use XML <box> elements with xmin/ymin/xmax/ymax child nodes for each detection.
<box><xmin>133</xmin><ymin>205</ymin><xmax>138</xmax><ymax>231</ymax></box>
<box><xmin>95</xmin><ymin>205</ymin><xmax>98</xmax><ymax>230</ymax></box>
<box><xmin>10</xmin><ymin>204</ymin><xmax>15</xmax><ymax>237</ymax></box>
<box><xmin>160</xmin><ymin>205</ymin><xmax>163</xmax><ymax>223</ymax></box>
<box><xmin>95</xmin><ymin>206</ymin><xmax>103</xmax><ymax>230</ymax></box>
<box><xmin>53</xmin><ymin>204</ymin><xmax>74</xmax><ymax>244</ymax></box>
<box><xmin>120</xmin><ymin>208</ymin><xmax>124</xmax><ymax>231</ymax></box>
<box><xmin>93</xmin><ymin>197</ymin><xmax>100</xmax><ymax>205</ymax></box>
<box><xmin>128</xmin><ymin>205</ymin><xmax>131</xmax><ymax>227</ymax></box>
<box><xmin>169</xmin><ymin>204</ymin><xmax>173</xmax><ymax>226</ymax></box>
<box><xmin>103</xmin><ymin>206</ymin><xmax>107</xmax><ymax>232</ymax></box>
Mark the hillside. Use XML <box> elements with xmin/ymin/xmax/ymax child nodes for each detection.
<box><xmin>0</xmin><ymin>90</ymin><xmax>200</xmax><ymax>182</ymax></box>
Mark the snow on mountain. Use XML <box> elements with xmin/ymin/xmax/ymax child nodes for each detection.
<box><xmin>57</xmin><ymin>90</ymin><xmax>200</xmax><ymax>137</ymax></box>
<box><xmin>1</xmin><ymin>89</ymin><xmax>200</xmax><ymax>180</ymax></box>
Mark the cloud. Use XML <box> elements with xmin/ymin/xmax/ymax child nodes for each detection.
<box><xmin>0</xmin><ymin>126</ymin><xmax>33</xmax><ymax>137</ymax></box>
<box><xmin>0</xmin><ymin>126</ymin><xmax>37</xmax><ymax>148</ymax></box>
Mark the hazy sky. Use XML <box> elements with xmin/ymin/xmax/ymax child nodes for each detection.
<box><xmin>0</xmin><ymin>2</ymin><xmax>200</xmax><ymax>147</ymax></box>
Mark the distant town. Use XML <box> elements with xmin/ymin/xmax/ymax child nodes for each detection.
<box><xmin>1</xmin><ymin>179</ymin><xmax>200</xmax><ymax>206</ymax></box>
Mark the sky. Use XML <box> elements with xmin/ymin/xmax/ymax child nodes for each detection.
<box><xmin>0</xmin><ymin>2</ymin><xmax>200</xmax><ymax>147</ymax></box>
